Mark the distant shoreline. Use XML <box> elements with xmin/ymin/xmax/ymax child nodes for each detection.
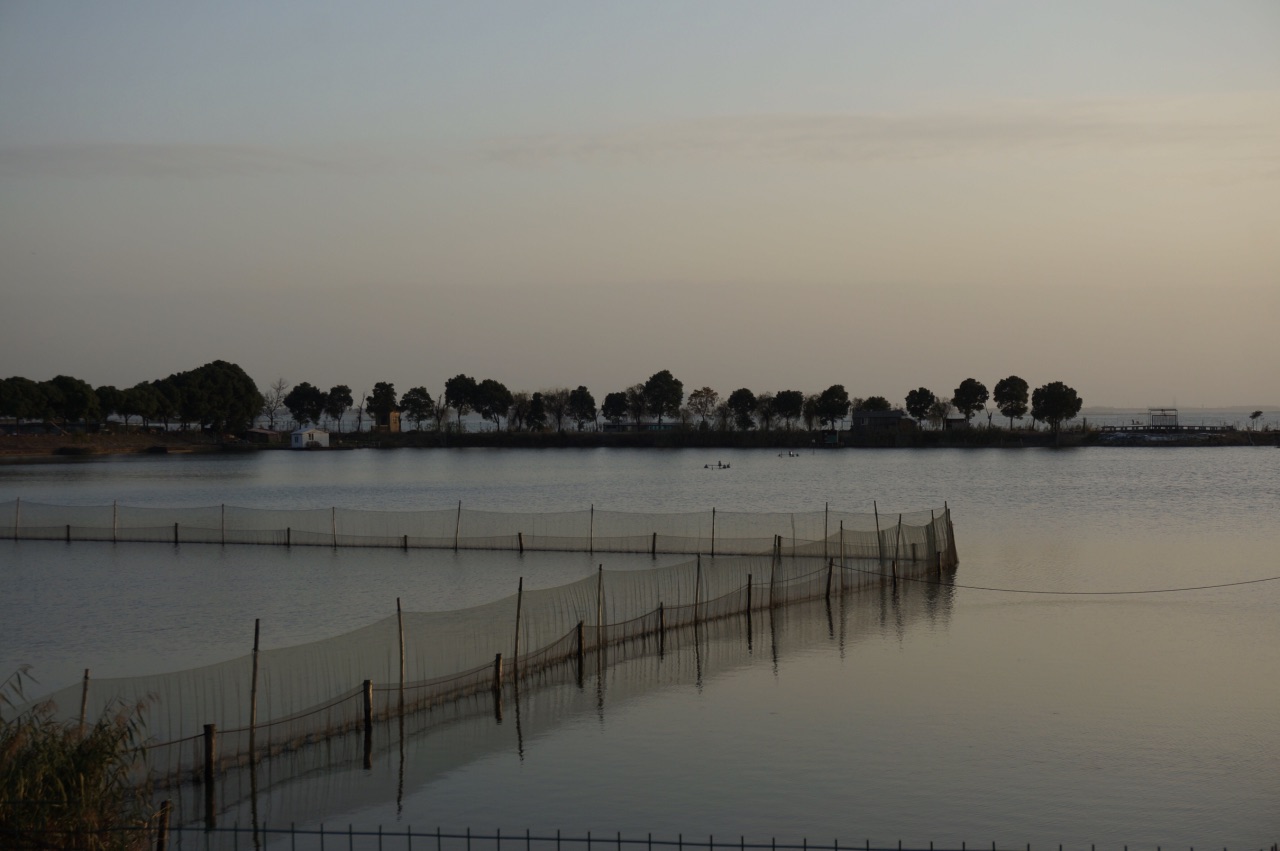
<box><xmin>1</xmin><ymin>426</ymin><xmax>1274</xmax><ymax>461</ymax></box>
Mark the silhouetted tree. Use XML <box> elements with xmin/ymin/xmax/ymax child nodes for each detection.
<box><xmin>507</xmin><ymin>392</ymin><xmax>531</xmax><ymax>431</ymax></box>
<box><xmin>952</xmin><ymin>378</ymin><xmax>989</xmax><ymax>424</ymax></box>
<box><xmin>643</xmin><ymin>370</ymin><xmax>684</xmax><ymax>424</ymax></box>
<box><xmin>43</xmin><ymin>375</ymin><xmax>99</xmax><ymax>425</ymax></box>
<box><xmin>727</xmin><ymin>388</ymin><xmax>757</xmax><ymax>430</ymax></box>
<box><xmin>324</xmin><ymin>385</ymin><xmax>353</xmax><ymax>432</ymax></box>
<box><xmin>0</xmin><ymin>377</ymin><xmax>47</xmax><ymax>424</ymax></box>
<box><xmin>756</xmin><ymin>392</ymin><xmax>777</xmax><ymax>430</ymax></box>
<box><xmin>444</xmin><ymin>374</ymin><xmax>478</xmax><ymax>428</ymax></box>
<box><xmin>774</xmin><ymin>390</ymin><xmax>804</xmax><ymax>429</ymax></box>
<box><xmin>686</xmin><ymin>387</ymin><xmax>718</xmax><ymax>427</ymax></box>
<box><xmin>815</xmin><ymin>384</ymin><xmax>851</xmax><ymax>428</ymax></box>
<box><xmin>475</xmin><ymin>379</ymin><xmax>513</xmax><ymax>430</ymax></box>
<box><xmin>857</xmin><ymin>396</ymin><xmax>892</xmax><ymax>412</ymax></box>
<box><xmin>905</xmin><ymin>388</ymin><xmax>936</xmax><ymax>425</ymax></box>
<box><xmin>400</xmin><ymin>387</ymin><xmax>434</xmax><ymax>430</ymax></box>
<box><xmin>801</xmin><ymin>394</ymin><xmax>820</xmax><ymax>430</ymax></box>
<box><xmin>365</xmin><ymin>382</ymin><xmax>399</xmax><ymax>427</ymax></box>
<box><xmin>568</xmin><ymin>386</ymin><xmax>597</xmax><ymax>430</ymax></box>
<box><xmin>993</xmin><ymin>375</ymin><xmax>1030</xmax><ymax>429</ymax></box>
<box><xmin>95</xmin><ymin>385</ymin><xmax>123</xmax><ymax>426</ymax></box>
<box><xmin>285</xmin><ymin>382</ymin><xmax>326</xmax><ymax>427</ymax></box>
<box><xmin>602</xmin><ymin>392</ymin><xmax>627</xmax><ymax>425</ymax></box>
<box><xmin>1031</xmin><ymin>381</ymin><xmax>1083</xmax><ymax>435</ymax></box>
<box><xmin>527</xmin><ymin>392</ymin><xmax>547</xmax><ymax>431</ymax></box>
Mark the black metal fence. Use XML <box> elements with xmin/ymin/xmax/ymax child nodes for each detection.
<box><xmin>17</xmin><ymin>822</ymin><xmax>1274</xmax><ymax>851</ymax></box>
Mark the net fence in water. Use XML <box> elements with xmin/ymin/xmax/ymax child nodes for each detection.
<box><xmin>7</xmin><ymin>502</ymin><xmax>956</xmax><ymax>788</ymax></box>
<box><xmin>1</xmin><ymin>499</ymin><xmax>946</xmax><ymax>559</ymax></box>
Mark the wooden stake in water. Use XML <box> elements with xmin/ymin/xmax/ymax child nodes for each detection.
<box><xmin>249</xmin><ymin>620</ymin><xmax>260</xmax><ymax>756</ymax></box>
<box><xmin>513</xmin><ymin>577</ymin><xmax>524</xmax><ymax>676</ymax></box>
<box><xmin>874</xmin><ymin>501</ymin><xmax>883</xmax><ymax>566</ymax></box>
<box><xmin>79</xmin><ymin>669</ymin><xmax>90</xmax><ymax>732</ymax></box>
<box><xmin>454</xmin><ymin>500</ymin><xmax>462</xmax><ymax>552</ymax></box>
<box><xmin>711</xmin><ymin>507</ymin><xmax>716</xmax><ymax>557</ymax></box>
<box><xmin>596</xmin><ymin>565</ymin><xmax>604</xmax><ymax>651</ymax></box>
<box><xmin>396</xmin><ymin>598</ymin><xmax>405</xmax><ymax>714</ymax></box>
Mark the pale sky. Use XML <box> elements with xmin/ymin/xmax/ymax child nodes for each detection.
<box><xmin>2</xmin><ymin>2</ymin><xmax>1278</xmax><ymax>408</ymax></box>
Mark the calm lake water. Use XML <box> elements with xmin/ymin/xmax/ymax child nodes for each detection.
<box><xmin>2</xmin><ymin>447</ymin><xmax>1278</xmax><ymax>848</ymax></box>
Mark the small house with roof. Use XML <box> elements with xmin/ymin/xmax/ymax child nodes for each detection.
<box><xmin>291</xmin><ymin>426</ymin><xmax>329</xmax><ymax>449</ymax></box>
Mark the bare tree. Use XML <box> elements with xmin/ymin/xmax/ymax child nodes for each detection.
<box><xmin>260</xmin><ymin>378</ymin><xmax>289</xmax><ymax>430</ymax></box>
<box><xmin>542</xmin><ymin>387</ymin><xmax>572</xmax><ymax>432</ymax></box>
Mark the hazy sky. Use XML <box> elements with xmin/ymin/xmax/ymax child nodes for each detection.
<box><xmin>2</xmin><ymin>2</ymin><xmax>1278</xmax><ymax>408</ymax></box>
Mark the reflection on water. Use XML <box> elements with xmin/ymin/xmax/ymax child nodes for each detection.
<box><xmin>171</xmin><ymin>577</ymin><xmax>953</xmax><ymax>843</ymax></box>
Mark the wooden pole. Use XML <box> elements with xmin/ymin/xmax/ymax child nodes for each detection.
<box><xmin>249</xmin><ymin>620</ymin><xmax>260</xmax><ymax>756</ymax></box>
<box><xmin>112</xmin><ymin>500</ymin><xmax>118</xmax><ymax>543</ymax></box>
<box><xmin>492</xmin><ymin>654</ymin><xmax>503</xmax><ymax>693</ymax></box>
<box><xmin>331</xmin><ymin>507</ymin><xmax>337</xmax><ymax>549</ymax></box>
<box><xmin>362</xmin><ymin>679</ymin><xmax>374</xmax><ymax>770</ymax></box>
<box><xmin>710</xmin><ymin>507</ymin><xmax>716</xmax><ymax>556</ymax></box>
<box><xmin>518</xmin><ymin>532</ymin><xmax>524</xmax><ymax>554</ymax></box>
<box><xmin>513</xmin><ymin>577</ymin><xmax>524</xmax><ymax>675</ymax></box>
<box><xmin>650</xmin><ymin>531</ymin><xmax>657</xmax><ymax>558</ymax></box>
<box><xmin>589</xmin><ymin>503</ymin><xmax>594</xmax><ymax>554</ymax></box>
<box><xmin>285</xmin><ymin>527</ymin><xmax>291</xmax><ymax>548</ymax></box>
<box><xmin>12</xmin><ymin>497</ymin><xmax>19</xmax><ymax>540</ymax></box>
<box><xmin>396</xmin><ymin>598</ymin><xmax>405</xmax><ymax>714</ymax></box>
<box><xmin>596</xmin><ymin>565</ymin><xmax>604</xmax><ymax>650</ymax></box>
<box><xmin>202</xmin><ymin>723</ymin><xmax>217</xmax><ymax>793</ymax></box>
<box><xmin>203</xmin><ymin>723</ymin><xmax>217</xmax><ymax>829</ymax></box>
<box><xmin>892</xmin><ymin>514</ymin><xmax>903</xmax><ymax>586</ymax></box>
<box><xmin>839</xmin><ymin>521</ymin><xmax>846</xmax><ymax>591</ymax></box>
<box><xmin>454</xmin><ymin>500</ymin><xmax>462</xmax><ymax>552</ymax></box>
<box><xmin>66</xmin><ymin>523</ymin><xmax>71</xmax><ymax>543</ymax></box>
<box><xmin>874</xmin><ymin>501</ymin><xmax>883</xmax><ymax>566</ymax></box>
<box><xmin>173</xmin><ymin>522</ymin><xmax>179</xmax><ymax>545</ymax></box>
<box><xmin>745</xmin><ymin>573</ymin><xmax>752</xmax><ymax>614</ymax></box>
<box><xmin>362</xmin><ymin>679</ymin><xmax>374</xmax><ymax>732</ymax></box>
<box><xmin>79</xmin><ymin>669</ymin><xmax>90</xmax><ymax>731</ymax></box>
<box><xmin>575</xmin><ymin>620</ymin><xmax>585</xmax><ymax>671</ymax></box>
<box><xmin>657</xmin><ymin>603</ymin><xmax>665</xmax><ymax>657</ymax></box>
<box><xmin>403</xmin><ymin>534</ymin><xmax>408</xmax><ymax>551</ymax></box>
<box><xmin>155</xmin><ymin>799</ymin><xmax>171</xmax><ymax>851</ymax></box>
<box><xmin>770</xmin><ymin>535</ymin><xmax>778</xmax><ymax>608</ymax></box>
<box><xmin>825</xmin><ymin>559</ymin><xmax>834</xmax><ymax>602</ymax></box>
<box><xmin>694</xmin><ymin>555</ymin><xmax>702</xmax><ymax>626</ymax></box>
<box><xmin>220</xmin><ymin>504</ymin><xmax>225</xmax><ymax>546</ymax></box>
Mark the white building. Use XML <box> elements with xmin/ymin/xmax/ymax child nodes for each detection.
<box><xmin>290</xmin><ymin>427</ymin><xmax>329</xmax><ymax>449</ymax></box>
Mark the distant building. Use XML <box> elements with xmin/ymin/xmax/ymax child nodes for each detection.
<box><xmin>373</xmin><ymin>410</ymin><xmax>401</xmax><ymax>433</ymax></box>
<box><xmin>1149</xmin><ymin>408</ymin><xmax>1179</xmax><ymax>429</ymax></box>
<box><xmin>244</xmin><ymin>428</ymin><xmax>282</xmax><ymax>444</ymax></box>
<box><xmin>291</xmin><ymin>427</ymin><xmax>329</xmax><ymax>449</ymax></box>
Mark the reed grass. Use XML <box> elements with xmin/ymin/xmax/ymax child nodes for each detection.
<box><xmin>1</xmin><ymin>667</ymin><xmax>155</xmax><ymax>851</ymax></box>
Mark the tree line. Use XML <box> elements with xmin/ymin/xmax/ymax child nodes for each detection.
<box><xmin>271</xmin><ymin>370</ymin><xmax>1084</xmax><ymax>435</ymax></box>
<box><xmin>1</xmin><ymin>363</ymin><xmax>1084</xmax><ymax>437</ymax></box>
<box><xmin>0</xmin><ymin>361</ymin><xmax>262</xmax><ymax>433</ymax></box>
